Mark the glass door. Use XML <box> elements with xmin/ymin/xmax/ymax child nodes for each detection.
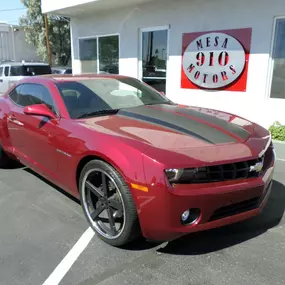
<box><xmin>268</xmin><ymin>18</ymin><xmax>285</xmax><ymax>99</ymax></box>
<box><xmin>140</xmin><ymin>26</ymin><xmax>169</xmax><ymax>93</ymax></box>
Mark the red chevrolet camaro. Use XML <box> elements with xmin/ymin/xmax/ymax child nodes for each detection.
<box><xmin>0</xmin><ymin>74</ymin><xmax>275</xmax><ymax>246</ymax></box>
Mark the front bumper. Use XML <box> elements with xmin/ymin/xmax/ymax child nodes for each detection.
<box><xmin>135</xmin><ymin>149</ymin><xmax>275</xmax><ymax>242</ymax></box>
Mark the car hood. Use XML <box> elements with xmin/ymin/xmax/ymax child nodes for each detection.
<box><xmin>79</xmin><ymin>104</ymin><xmax>255</xmax><ymax>150</ymax></box>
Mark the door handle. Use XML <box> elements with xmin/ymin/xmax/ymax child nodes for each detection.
<box><xmin>8</xmin><ymin>114</ymin><xmax>16</xmax><ymax>122</ymax></box>
<box><xmin>8</xmin><ymin>114</ymin><xmax>24</xmax><ymax>126</ymax></box>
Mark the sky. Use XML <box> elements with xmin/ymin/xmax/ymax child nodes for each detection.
<box><xmin>0</xmin><ymin>0</ymin><xmax>27</xmax><ymax>25</ymax></box>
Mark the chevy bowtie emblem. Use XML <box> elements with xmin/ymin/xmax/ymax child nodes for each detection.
<box><xmin>249</xmin><ymin>161</ymin><xmax>263</xmax><ymax>172</ymax></box>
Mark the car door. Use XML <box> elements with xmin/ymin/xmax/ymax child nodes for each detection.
<box><xmin>6</xmin><ymin>85</ymin><xmax>25</xmax><ymax>150</ymax></box>
<box><xmin>9</xmin><ymin>83</ymin><xmax>60</xmax><ymax>177</ymax></box>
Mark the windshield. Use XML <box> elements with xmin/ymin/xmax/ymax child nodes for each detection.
<box><xmin>10</xmin><ymin>65</ymin><xmax>51</xmax><ymax>76</ymax></box>
<box><xmin>55</xmin><ymin>77</ymin><xmax>172</xmax><ymax>119</ymax></box>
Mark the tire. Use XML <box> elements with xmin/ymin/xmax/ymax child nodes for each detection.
<box><xmin>0</xmin><ymin>144</ymin><xmax>15</xmax><ymax>168</ymax></box>
<box><xmin>79</xmin><ymin>159</ymin><xmax>141</xmax><ymax>247</ymax></box>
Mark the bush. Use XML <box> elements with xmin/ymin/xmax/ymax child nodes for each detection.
<box><xmin>269</xmin><ymin>121</ymin><xmax>285</xmax><ymax>141</ymax></box>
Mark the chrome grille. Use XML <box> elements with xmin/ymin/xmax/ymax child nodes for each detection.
<box><xmin>177</xmin><ymin>145</ymin><xmax>274</xmax><ymax>184</ymax></box>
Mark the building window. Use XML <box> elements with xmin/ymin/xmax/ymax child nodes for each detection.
<box><xmin>270</xmin><ymin>18</ymin><xmax>285</xmax><ymax>99</ymax></box>
<box><xmin>79</xmin><ymin>35</ymin><xmax>119</xmax><ymax>74</ymax></box>
<box><xmin>141</xmin><ymin>29</ymin><xmax>168</xmax><ymax>93</ymax></box>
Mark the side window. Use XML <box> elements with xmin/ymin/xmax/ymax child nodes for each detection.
<box><xmin>10</xmin><ymin>66</ymin><xmax>22</xmax><ymax>77</ymax></box>
<box><xmin>18</xmin><ymin>84</ymin><xmax>57</xmax><ymax>113</ymax></box>
<box><xmin>0</xmin><ymin>67</ymin><xmax>3</xmax><ymax>77</ymax></box>
<box><xmin>4</xmin><ymin>66</ymin><xmax>9</xmax><ymax>77</ymax></box>
<box><xmin>8</xmin><ymin>86</ymin><xmax>21</xmax><ymax>104</ymax></box>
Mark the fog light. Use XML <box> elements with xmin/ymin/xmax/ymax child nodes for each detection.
<box><xmin>181</xmin><ymin>210</ymin><xmax>190</xmax><ymax>222</ymax></box>
<box><xmin>181</xmin><ymin>208</ymin><xmax>201</xmax><ymax>225</ymax></box>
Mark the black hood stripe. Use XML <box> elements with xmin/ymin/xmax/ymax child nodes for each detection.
<box><xmin>118</xmin><ymin>105</ymin><xmax>239</xmax><ymax>144</ymax></box>
<box><xmin>168</xmin><ymin>105</ymin><xmax>250</xmax><ymax>141</ymax></box>
<box><xmin>118</xmin><ymin>110</ymin><xmax>214</xmax><ymax>144</ymax></box>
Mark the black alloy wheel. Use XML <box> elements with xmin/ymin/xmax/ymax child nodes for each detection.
<box><xmin>79</xmin><ymin>160</ymin><xmax>141</xmax><ymax>246</ymax></box>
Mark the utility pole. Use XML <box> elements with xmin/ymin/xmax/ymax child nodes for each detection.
<box><xmin>44</xmin><ymin>14</ymin><xmax>52</xmax><ymax>66</ymax></box>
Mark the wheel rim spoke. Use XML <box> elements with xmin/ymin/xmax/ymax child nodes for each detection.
<box><xmin>101</xmin><ymin>173</ymin><xmax>108</xmax><ymax>196</ymax></box>
<box><xmin>90</xmin><ymin>203</ymin><xmax>105</xmax><ymax>220</ymax></box>
<box><xmin>86</xmin><ymin>181</ymin><xmax>103</xmax><ymax>198</ymax></box>
<box><xmin>106</xmin><ymin>207</ymin><xmax>116</xmax><ymax>235</ymax></box>
<box><xmin>108</xmin><ymin>197</ymin><xmax>123</xmax><ymax>211</ymax></box>
<box><xmin>99</xmin><ymin>222</ymin><xmax>115</xmax><ymax>236</ymax></box>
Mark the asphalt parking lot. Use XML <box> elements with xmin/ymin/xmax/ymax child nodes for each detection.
<box><xmin>0</xmin><ymin>160</ymin><xmax>284</xmax><ymax>285</ymax></box>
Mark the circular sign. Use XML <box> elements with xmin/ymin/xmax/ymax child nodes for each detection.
<box><xmin>182</xmin><ymin>32</ymin><xmax>246</xmax><ymax>89</ymax></box>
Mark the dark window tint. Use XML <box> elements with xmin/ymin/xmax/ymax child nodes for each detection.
<box><xmin>52</xmin><ymin>69</ymin><xmax>62</xmax><ymax>74</ymax></box>
<box><xmin>10</xmin><ymin>65</ymin><xmax>51</xmax><ymax>76</ymax></box>
<box><xmin>79</xmin><ymin>38</ymin><xmax>98</xmax><ymax>73</ymax></box>
<box><xmin>99</xmin><ymin>36</ymin><xmax>119</xmax><ymax>74</ymax></box>
<box><xmin>17</xmin><ymin>84</ymin><xmax>56</xmax><ymax>112</ymax></box>
<box><xmin>10</xmin><ymin>66</ymin><xmax>22</xmax><ymax>76</ymax></box>
<box><xmin>64</xmin><ymin>69</ymin><xmax>72</xmax><ymax>74</ymax></box>
<box><xmin>8</xmin><ymin>86</ymin><xmax>21</xmax><ymax>103</ymax></box>
<box><xmin>0</xmin><ymin>67</ymin><xmax>3</xmax><ymax>76</ymax></box>
<box><xmin>270</xmin><ymin>18</ymin><xmax>285</xmax><ymax>99</ymax></box>
<box><xmin>4</xmin><ymin>66</ymin><xmax>9</xmax><ymax>76</ymax></box>
<box><xmin>79</xmin><ymin>35</ymin><xmax>119</xmax><ymax>74</ymax></box>
<box><xmin>55</xmin><ymin>77</ymin><xmax>171</xmax><ymax>119</ymax></box>
<box><xmin>79</xmin><ymin>38</ymin><xmax>97</xmax><ymax>61</ymax></box>
<box><xmin>141</xmin><ymin>30</ymin><xmax>168</xmax><ymax>93</ymax></box>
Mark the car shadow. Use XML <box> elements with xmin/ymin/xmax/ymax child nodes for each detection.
<box><xmin>157</xmin><ymin>179</ymin><xmax>285</xmax><ymax>255</ymax></box>
<box><xmin>2</xmin><ymin>160</ymin><xmax>24</xmax><ymax>170</ymax></box>
<box><xmin>23</xmin><ymin>168</ymin><xmax>80</xmax><ymax>205</ymax></box>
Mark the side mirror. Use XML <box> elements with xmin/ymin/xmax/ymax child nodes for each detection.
<box><xmin>24</xmin><ymin>104</ymin><xmax>57</xmax><ymax>119</ymax></box>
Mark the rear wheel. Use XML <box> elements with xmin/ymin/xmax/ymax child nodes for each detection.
<box><xmin>79</xmin><ymin>159</ymin><xmax>141</xmax><ymax>247</ymax></box>
<box><xmin>0</xmin><ymin>144</ymin><xmax>15</xmax><ymax>168</ymax></box>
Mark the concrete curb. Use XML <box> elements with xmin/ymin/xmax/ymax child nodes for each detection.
<box><xmin>273</xmin><ymin>140</ymin><xmax>285</xmax><ymax>160</ymax></box>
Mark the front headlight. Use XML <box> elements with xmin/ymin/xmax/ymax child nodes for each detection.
<box><xmin>164</xmin><ymin>167</ymin><xmax>204</xmax><ymax>183</ymax></box>
<box><xmin>164</xmin><ymin>169</ymin><xmax>184</xmax><ymax>182</ymax></box>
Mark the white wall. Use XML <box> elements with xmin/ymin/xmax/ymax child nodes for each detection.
<box><xmin>70</xmin><ymin>0</ymin><xmax>285</xmax><ymax>128</ymax></box>
<box><xmin>0</xmin><ymin>24</ymin><xmax>40</xmax><ymax>62</ymax></box>
<box><xmin>0</xmin><ymin>23</ymin><xmax>14</xmax><ymax>61</ymax></box>
<box><xmin>13</xmin><ymin>28</ymin><xmax>41</xmax><ymax>62</ymax></box>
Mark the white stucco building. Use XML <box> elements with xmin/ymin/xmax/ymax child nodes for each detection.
<box><xmin>42</xmin><ymin>0</ymin><xmax>285</xmax><ymax>128</ymax></box>
<box><xmin>0</xmin><ymin>23</ymin><xmax>41</xmax><ymax>62</ymax></box>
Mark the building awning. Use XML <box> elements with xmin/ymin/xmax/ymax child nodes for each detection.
<box><xmin>41</xmin><ymin>0</ymin><xmax>155</xmax><ymax>16</ymax></box>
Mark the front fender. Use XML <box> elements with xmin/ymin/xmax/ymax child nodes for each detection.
<box><xmin>82</xmin><ymin>143</ymin><xmax>146</xmax><ymax>187</ymax></box>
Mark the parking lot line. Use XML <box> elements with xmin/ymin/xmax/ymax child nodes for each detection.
<box><xmin>42</xmin><ymin>227</ymin><xmax>94</xmax><ymax>285</ymax></box>
<box><xmin>277</xmin><ymin>158</ymin><xmax>285</xmax><ymax>162</ymax></box>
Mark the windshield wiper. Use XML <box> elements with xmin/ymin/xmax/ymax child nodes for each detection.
<box><xmin>76</xmin><ymin>109</ymin><xmax>119</xmax><ymax>119</ymax></box>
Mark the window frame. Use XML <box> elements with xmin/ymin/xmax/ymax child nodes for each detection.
<box><xmin>4</xmin><ymin>66</ymin><xmax>9</xmax><ymax>77</ymax></box>
<box><xmin>8</xmin><ymin>83</ymin><xmax>60</xmax><ymax>116</ymax></box>
<box><xmin>266</xmin><ymin>16</ymin><xmax>285</xmax><ymax>101</ymax></box>
<box><xmin>8</xmin><ymin>85</ymin><xmax>21</xmax><ymax>104</ymax></box>
<box><xmin>78</xmin><ymin>33</ymin><xmax>120</xmax><ymax>74</ymax></box>
<box><xmin>138</xmin><ymin>25</ymin><xmax>170</xmax><ymax>81</ymax></box>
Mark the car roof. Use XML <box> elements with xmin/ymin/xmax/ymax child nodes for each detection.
<box><xmin>0</xmin><ymin>61</ymin><xmax>50</xmax><ymax>66</ymax></box>
<box><xmin>39</xmin><ymin>73</ymin><xmax>131</xmax><ymax>82</ymax></box>
<box><xmin>14</xmin><ymin>73</ymin><xmax>133</xmax><ymax>86</ymax></box>
<box><xmin>51</xmin><ymin>66</ymin><xmax>72</xmax><ymax>70</ymax></box>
